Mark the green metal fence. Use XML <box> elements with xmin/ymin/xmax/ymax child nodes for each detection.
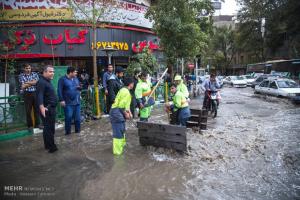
<box><xmin>80</xmin><ymin>87</ymin><xmax>106</xmax><ymax>118</ymax></box>
<box><xmin>0</xmin><ymin>82</ymin><xmax>170</xmax><ymax>134</ymax></box>
<box><xmin>0</xmin><ymin>95</ymin><xmax>26</xmax><ymax>133</ymax></box>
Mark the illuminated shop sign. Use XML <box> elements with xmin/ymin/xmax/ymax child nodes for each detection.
<box><xmin>0</xmin><ymin>25</ymin><xmax>159</xmax><ymax>58</ymax></box>
<box><xmin>92</xmin><ymin>42</ymin><xmax>129</xmax><ymax>51</ymax></box>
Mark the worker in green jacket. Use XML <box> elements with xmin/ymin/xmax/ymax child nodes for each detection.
<box><xmin>109</xmin><ymin>77</ymin><xmax>134</xmax><ymax>155</ymax></box>
<box><xmin>166</xmin><ymin>83</ymin><xmax>191</xmax><ymax>126</ymax></box>
<box><xmin>135</xmin><ymin>72</ymin><xmax>154</xmax><ymax>122</ymax></box>
<box><xmin>174</xmin><ymin>75</ymin><xmax>189</xmax><ymax>99</ymax></box>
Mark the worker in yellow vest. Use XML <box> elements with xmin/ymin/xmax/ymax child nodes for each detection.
<box><xmin>174</xmin><ymin>75</ymin><xmax>189</xmax><ymax>100</ymax></box>
<box><xmin>166</xmin><ymin>83</ymin><xmax>191</xmax><ymax>126</ymax></box>
<box><xmin>109</xmin><ymin>77</ymin><xmax>134</xmax><ymax>155</ymax></box>
<box><xmin>135</xmin><ymin>72</ymin><xmax>154</xmax><ymax>122</ymax></box>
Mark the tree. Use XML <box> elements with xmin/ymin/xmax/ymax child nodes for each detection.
<box><xmin>236</xmin><ymin>0</ymin><xmax>300</xmax><ymax>61</ymax></box>
<box><xmin>146</xmin><ymin>0</ymin><xmax>213</xmax><ymax>71</ymax></box>
<box><xmin>236</xmin><ymin>0</ymin><xmax>268</xmax><ymax>62</ymax></box>
<box><xmin>0</xmin><ymin>27</ymin><xmax>17</xmax><ymax>101</ymax></box>
<box><xmin>266</xmin><ymin>0</ymin><xmax>300</xmax><ymax>58</ymax></box>
<box><xmin>68</xmin><ymin>0</ymin><xmax>117</xmax><ymax>117</ymax></box>
<box><xmin>210</xmin><ymin>26</ymin><xmax>236</xmax><ymax>74</ymax></box>
<box><xmin>127</xmin><ymin>46</ymin><xmax>158</xmax><ymax>76</ymax></box>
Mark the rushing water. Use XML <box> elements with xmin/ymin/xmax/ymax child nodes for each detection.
<box><xmin>0</xmin><ymin>87</ymin><xmax>299</xmax><ymax>200</ymax></box>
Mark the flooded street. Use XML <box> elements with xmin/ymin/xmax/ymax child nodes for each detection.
<box><xmin>1</xmin><ymin>87</ymin><xmax>300</xmax><ymax>200</ymax></box>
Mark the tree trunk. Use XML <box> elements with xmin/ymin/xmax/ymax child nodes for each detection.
<box><xmin>92</xmin><ymin>0</ymin><xmax>101</xmax><ymax>118</ymax></box>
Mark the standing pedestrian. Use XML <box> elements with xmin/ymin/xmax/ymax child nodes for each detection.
<box><xmin>102</xmin><ymin>64</ymin><xmax>115</xmax><ymax>113</ymax></box>
<box><xmin>57</xmin><ymin>67</ymin><xmax>81</xmax><ymax>135</ymax></box>
<box><xmin>36</xmin><ymin>65</ymin><xmax>58</xmax><ymax>153</ymax></box>
<box><xmin>107</xmin><ymin>66</ymin><xmax>124</xmax><ymax>110</ymax></box>
<box><xmin>18</xmin><ymin>64</ymin><xmax>41</xmax><ymax>131</ymax></box>
<box><xmin>130</xmin><ymin>69</ymin><xmax>141</xmax><ymax>118</ymax></box>
<box><xmin>109</xmin><ymin>77</ymin><xmax>134</xmax><ymax>155</ymax></box>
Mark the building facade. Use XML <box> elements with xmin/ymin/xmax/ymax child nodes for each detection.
<box><xmin>0</xmin><ymin>0</ymin><xmax>161</xmax><ymax>94</ymax></box>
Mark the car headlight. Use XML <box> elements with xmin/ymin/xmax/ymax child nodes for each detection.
<box><xmin>288</xmin><ymin>93</ymin><xmax>296</xmax><ymax>97</ymax></box>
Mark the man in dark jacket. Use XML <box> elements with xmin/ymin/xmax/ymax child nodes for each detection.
<box><xmin>36</xmin><ymin>65</ymin><xmax>58</xmax><ymax>153</ymax></box>
<box><xmin>107</xmin><ymin>67</ymin><xmax>124</xmax><ymax>112</ymax></box>
<box><xmin>130</xmin><ymin>69</ymin><xmax>141</xmax><ymax>118</ymax></box>
<box><xmin>57</xmin><ymin>66</ymin><xmax>81</xmax><ymax>135</ymax></box>
<box><xmin>103</xmin><ymin>64</ymin><xmax>114</xmax><ymax>114</ymax></box>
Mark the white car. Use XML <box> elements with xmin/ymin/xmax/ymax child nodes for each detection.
<box><xmin>255</xmin><ymin>78</ymin><xmax>300</xmax><ymax>101</ymax></box>
<box><xmin>241</xmin><ymin>75</ymin><xmax>256</xmax><ymax>86</ymax></box>
<box><xmin>223</xmin><ymin>76</ymin><xmax>247</xmax><ymax>88</ymax></box>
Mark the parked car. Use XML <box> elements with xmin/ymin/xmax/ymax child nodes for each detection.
<box><xmin>254</xmin><ymin>78</ymin><xmax>300</xmax><ymax>102</ymax></box>
<box><xmin>217</xmin><ymin>76</ymin><xmax>224</xmax><ymax>88</ymax></box>
<box><xmin>241</xmin><ymin>75</ymin><xmax>256</xmax><ymax>86</ymax></box>
<box><xmin>251</xmin><ymin>74</ymin><xmax>278</xmax><ymax>88</ymax></box>
<box><xmin>223</xmin><ymin>76</ymin><xmax>247</xmax><ymax>88</ymax></box>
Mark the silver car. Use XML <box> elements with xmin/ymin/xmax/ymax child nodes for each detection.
<box><xmin>255</xmin><ymin>78</ymin><xmax>300</xmax><ymax>100</ymax></box>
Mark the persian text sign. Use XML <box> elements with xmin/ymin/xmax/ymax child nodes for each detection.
<box><xmin>0</xmin><ymin>0</ymin><xmax>153</xmax><ymax>28</ymax></box>
<box><xmin>92</xmin><ymin>41</ymin><xmax>129</xmax><ymax>51</ymax></box>
<box><xmin>0</xmin><ymin>9</ymin><xmax>72</xmax><ymax>21</ymax></box>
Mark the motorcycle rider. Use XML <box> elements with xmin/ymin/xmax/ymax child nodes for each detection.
<box><xmin>201</xmin><ymin>73</ymin><xmax>220</xmax><ymax>109</ymax></box>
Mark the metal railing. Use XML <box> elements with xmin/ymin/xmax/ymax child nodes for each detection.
<box><xmin>0</xmin><ymin>83</ymin><xmax>171</xmax><ymax>133</ymax></box>
<box><xmin>0</xmin><ymin>95</ymin><xmax>27</xmax><ymax>133</ymax></box>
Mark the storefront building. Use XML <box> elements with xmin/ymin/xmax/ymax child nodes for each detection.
<box><xmin>0</xmin><ymin>0</ymin><xmax>161</xmax><ymax>94</ymax></box>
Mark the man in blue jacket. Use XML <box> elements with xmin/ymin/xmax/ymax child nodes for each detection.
<box><xmin>58</xmin><ymin>66</ymin><xmax>81</xmax><ymax>135</ymax></box>
<box><xmin>103</xmin><ymin>64</ymin><xmax>115</xmax><ymax>114</ymax></box>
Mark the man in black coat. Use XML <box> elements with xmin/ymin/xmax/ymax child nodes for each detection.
<box><xmin>106</xmin><ymin>67</ymin><xmax>124</xmax><ymax>111</ymax></box>
<box><xmin>130</xmin><ymin>69</ymin><xmax>141</xmax><ymax>118</ymax></box>
<box><xmin>36</xmin><ymin>65</ymin><xmax>58</xmax><ymax>153</ymax></box>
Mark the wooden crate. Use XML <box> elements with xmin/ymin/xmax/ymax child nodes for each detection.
<box><xmin>186</xmin><ymin>109</ymin><xmax>208</xmax><ymax>130</ymax></box>
<box><xmin>137</xmin><ymin>122</ymin><xmax>187</xmax><ymax>152</ymax></box>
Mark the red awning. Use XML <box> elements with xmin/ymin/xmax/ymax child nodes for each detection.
<box><xmin>0</xmin><ymin>53</ymin><xmax>58</xmax><ymax>59</ymax></box>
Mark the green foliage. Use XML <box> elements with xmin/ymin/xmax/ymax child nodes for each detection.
<box><xmin>127</xmin><ymin>46</ymin><xmax>158</xmax><ymax>76</ymax></box>
<box><xmin>146</xmin><ymin>0</ymin><xmax>213</xmax><ymax>64</ymax></box>
<box><xmin>237</xmin><ymin>0</ymin><xmax>300</xmax><ymax>60</ymax></box>
<box><xmin>0</xmin><ymin>28</ymin><xmax>17</xmax><ymax>77</ymax></box>
<box><xmin>202</xmin><ymin>25</ymin><xmax>236</xmax><ymax>73</ymax></box>
<box><xmin>7</xmin><ymin>60</ymin><xmax>16</xmax><ymax>74</ymax></box>
<box><xmin>0</xmin><ymin>28</ymin><xmax>17</xmax><ymax>52</ymax></box>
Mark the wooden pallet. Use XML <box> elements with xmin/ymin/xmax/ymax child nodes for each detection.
<box><xmin>186</xmin><ymin>108</ymin><xmax>208</xmax><ymax>130</ymax></box>
<box><xmin>137</xmin><ymin>122</ymin><xmax>187</xmax><ymax>152</ymax></box>
<box><xmin>169</xmin><ymin>108</ymin><xmax>208</xmax><ymax>131</ymax></box>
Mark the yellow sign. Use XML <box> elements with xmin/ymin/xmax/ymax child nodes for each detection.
<box><xmin>0</xmin><ymin>9</ymin><xmax>72</xmax><ymax>21</ymax></box>
<box><xmin>92</xmin><ymin>41</ymin><xmax>129</xmax><ymax>51</ymax></box>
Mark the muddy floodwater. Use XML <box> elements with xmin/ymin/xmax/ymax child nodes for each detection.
<box><xmin>0</xmin><ymin>87</ymin><xmax>299</xmax><ymax>200</ymax></box>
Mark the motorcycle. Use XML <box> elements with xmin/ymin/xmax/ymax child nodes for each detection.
<box><xmin>205</xmin><ymin>90</ymin><xmax>220</xmax><ymax>118</ymax></box>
